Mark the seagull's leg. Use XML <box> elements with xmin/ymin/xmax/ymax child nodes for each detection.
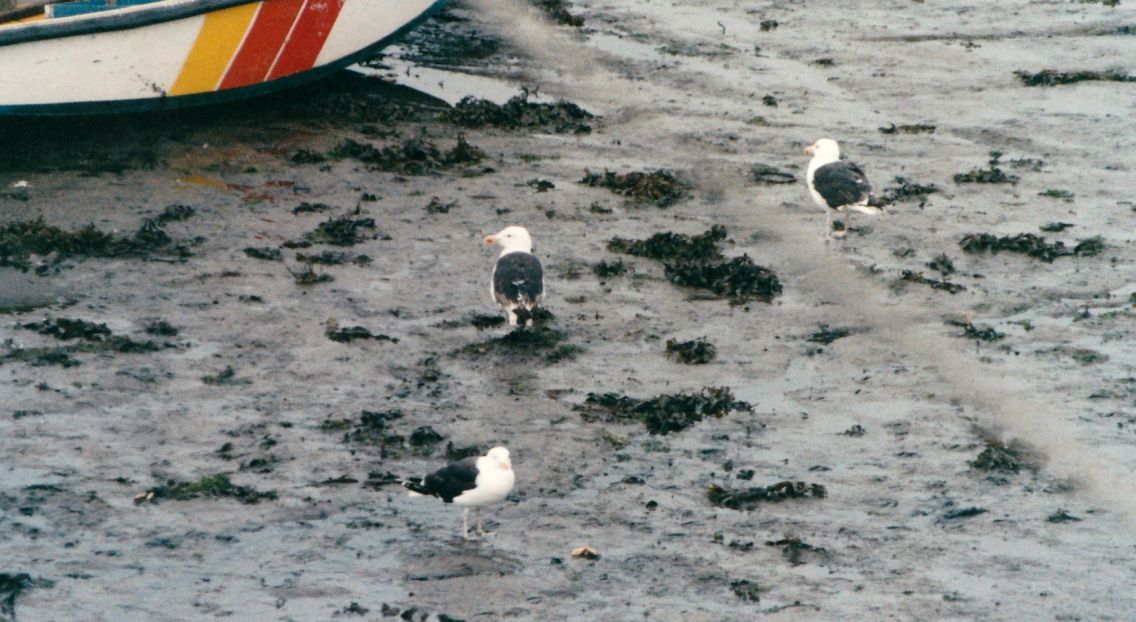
<box><xmin>833</xmin><ymin>210</ymin><xmax>847</xmax><ymax>239</ymax></box>
<box><xmin>462</xmin><ymin>508</ymin><xmax>471</xmax><ymax>540</ymax></box>
<box><xmin>845</xmin><ymin>209</ymin><xmax>853</xmax><ymax>236</ymax></box>
<box><xmin>824</xmin><ymin>211</ymin><xmax>833</xmax><ymax>241</ymax></box>
<box><xmin>476</xmin><ymin>509</ymin><xmax>495</xmax><ymax>536</ymax></box>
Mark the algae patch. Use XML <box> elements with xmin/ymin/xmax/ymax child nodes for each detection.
<box><xmin>665</xmin><ymin>338</ymin><xmax>717</xmax><ymax>364</ymax></box>
<box><xmin>141</xmin><ymin>474</ymin><xmax>277</xmax><ymax>504</ymax></box>
<box><xmin>959</xmin><ymin>232</ymin><xmax>1103</xmax><ymax>262</ymax></box>
<box><xmin>0</xmin><ymin>217</ymin><xmax>190</xmax><ymax>271</ymax></box>
<box><xmin>1015</xmin><ymin>69</ymin><xmax>1135</xmax><ymax>86</ymax></box>
<box><xmin>608</xmin><ymin>226</ymin><xmax>726</xmax><ymax>262</ymax></box>
<box><xmin>707</xmin><ymin>481</ymin><xmax>827</xmax><ymax>510</ymax></box>
<box><xmin>575</xmin><ymin>386</ymin><xmax>752</xmax><ymax>435</ymax></box>
<box><xmin>447</xmin><ymin>94</ymin><xmax>594</xmax><ymax>134</ymax></box>
<box><xmin>580</xmin><ymin>169</ymin><xmax>690</xmax><ymax>208</ymax></box>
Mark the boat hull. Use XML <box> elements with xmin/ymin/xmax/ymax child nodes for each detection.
<box><xmin>0</xmin><ymin>0</ymin><xmax>444</xmax><ymax>115</ymax></box>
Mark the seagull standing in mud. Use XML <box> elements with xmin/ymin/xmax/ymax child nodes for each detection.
<box><xmin>404</xmin><ymin>446</ymin><xmax>515</xmax><ymax>539</ymax></box>
<box><xmin>485</xmin><ymin>226</ymin><xmax>544</xmax><ymax>327</ymax></box>
<box><xmin>804</xmin><ymin>138</ymin><xmax>881</xmax><ymax>240</ymax></box>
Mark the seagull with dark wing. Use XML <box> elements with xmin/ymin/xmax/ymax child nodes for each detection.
<box><xmin>404</xmin><ymin>446</ymin><xmax>515</xmax><ymax>539</ymax></box>
<box><xmin>804</xmin><ymin>138</ymin><xmax>882</xmax><ymax>240</ymax></box>
<box><xmin>485</xmin><ymin>226</ymin><xmax>544</xmax><ymax>327</ymax></box>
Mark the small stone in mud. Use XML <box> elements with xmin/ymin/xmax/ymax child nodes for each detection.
<box><xmin>326</xmin><ymin>326</ymin><xmax>399</xmax><ymax>344</ymax></box>
<box><xmin>592</xmin><ymin>259</ymin><xmax>627</xmax><ymax>278</ymax></box>
<box><xmin>706</xmin><ymin>481</ymin><xmax>826</xmax><ymax>510</ymax></box>
<box><xmin>805</xmin><ymin>325</ymin><xmax>853</xmax><ymax>345</ymax></box>
<box><xmin>243</xmin><ymin>247</ymin><xmax>282</xmax><ymax>261</ymax></box>
<box><xmin>608</xmin><ymin>226</ymin><xmax>726</xmax><ymax>262</ymax></box>
<box><xmin>879</xmin><ymin>123</ymin><xmax>935</xmax><ymax>134</ymax></box>
<box><xmin>664</xmin><ymin>255</ymin><xmax>782</xmax><ymax>304</ymax></box>
<box><xmin>580</xmin><ymin>169</ymin><xmax>690</xmax><ymax>208</ymax></box>
<box><xmin>1015</xmin><ymin>69</ymin><xmax>1134</xmax><ymax>86</ymax></box>
<box><xmin>959</xmin><ymin>232</ymin><xmax>1103</xmax><ymax>262</ymax></box>
<box><xmin>570</xmin><ymin>545</ymin><xmax>600</xmax><ymax>560</ymax></box>
<box><xmin>447</xmin><ymin>93</ymin><xmax>594</xmax><ymax>134</ymax></box>
<box><xmin>425</xmin><ymin>197</ymin><xmax>457</xmax><ymax>214</ymax></box>
<box><xmin>898</xmin><ymin>270</ymin><xmax>966</xmax><ymax>294</ymax></box>
<box><xmin>945</xmin><ymin>319</ymin><xmax>1003</xmax><ymax>342</ymax></box>
<box><xmin>730</xmin><ymin>579</ymin><xmax>761</xmax><ymax>602</ymax></box>
<box><xmin>665</xmin><ymin>338</ymin><xmax>717</xmax><ymax>364</ymax></box>
<box><xmin>953</xmin><ymin>152</ymin><xmax>1019</xmax><ymax>184</ymax></box>
<box><xmin>576</xmin><ymin>387</ymin><xmax>752</xmax><ymax>435</ymax></box>
<box><xmin>142</xmin><ymin>474</ymin><xmax>277</xmax><ymax>504</ymax></box>
<box><xmin>749</xmin><ymin>163</ymin><xmax>795</xmax><ymax>184</ymax></box>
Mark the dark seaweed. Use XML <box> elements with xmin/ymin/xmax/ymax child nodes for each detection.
<box><xmin>156</xmin><ymin>204</ymin><xmax>196</xmax><ymax>223</ymax></box>
<box><xmin>877</xmin><ymin>176</ymin><xmax>939</xmax><ymax>208</ymax></box>
<box><xmin>749</xmin><ymin>163</ymin><xmax>795</xmax><ymax>185</ymax></box>
<box><xmin>326</xmin><ymin>326</ymin><xmax>399</xmax><ymax>344</ymax></box>
<box><xmin>304</xmin><ymin>216</ymin><xmax>378</xmax><ymax>246</ymax></box>
<box><xmin>945</xmin><ymin>320</ymin><xmax>1004</xmax><ymax>342</ymax></box>
<box><xmin>329</xmin><ymin>135</ymin><xmax>485</xmax><ymax>174</ymax></box>
<box><xmin>971</xmin><ymin>441</ymin><xmax>1027</xmax><ymax>473</ymax></box>
<box><xmin>243</xmin><ymin>247</ymin><xmax>282</xmax><ymax>261</ymax></box>
<box><xmin>1</xmin><ymin>573</ymin><xmax>53</xmax><ymax>621</ymax></box>
<box><xmin>879</xmin><ymin>123</ymin><xmax>936</xmax><ymax>134</ymax></box>
<box><xmin>899</xmin><ymin>270</ymin><xmax>966</xmax><ymax>294</ymax></box>
<box><xmin>575</xmin><ymin>386</ymin><xmax>752</xmax><ymax>435</ymax></box>
<box><xmin>580</xmin><ymin>169</ymin><xmax>690</xmax><ymax>208</ymax></box>
<box><xmin>447</xmin><ymin>94</ymin><xmax>594</xmax><ymax>134</ymax></box>
<box><xmin>707</xmin><ymin>481</ymin><xmax>827</xmax><ymax>510</ymax></box>
<box><xmin>959</xmin><ymin>233</ymin><xmax>1104</xmax><ymax>262</ymax></box>
<box><xmin>730</xmin><ymin>579</ymin><xmax>761</xmax><ymax>602</ymax></box>
<box><xmin>805</xmin><ymin>325</ymin><xmax>852</xmax><ymax>345</ymax></box>
<box><xmin>408</xmin><ymin>426</ymin><xmax>444</xmax><ymax>447</ymax></box>
<box><xmin>20</xmin><ymin>318</ymin><xmax>109</xmax><ymax>341</ymax></box>
<box><xmin>1038</xmin><ymin>189</ymin><xmax>1074</xmax><ymax>202</ymax></box>
<box><xmin>342</xmin><ymin>411</ymin><xmax>406</xmax><ymax>454</ymax></box>
<box><xmin>1040</xmin><ymin>222</ymin><xmax>1074</xmax><ymax>232</ymax></box>
<box><xmin>292</xmin><ymin>202</ymin><xmax>335</xmax><ymax>215</ymax></box>
<box><xmin>1047</xmin><ymin>510</ymin><xmax>1082</xmax><ymax>523</ymax></box>
<box><xmin>1015</xmin><ymin>69</ymin><xmax>1135</xmax><ymax>86</ymax></box>
<box><xmin>941</xmin><ymin>507</ymin><xmax>986</xmax><ymax>521</ymax></box>
<box><xmin>425</xmin><ymin>197</ymin><xmax>457</xmax><ymax>214</ymax></box>
<box><xmin>0</xmin><ymin>217</ymin><xmax>189</xmax><ymax>271</ymax></box>
<box><xmin>665</xmin><ymin>338</ymin><xmax>717</xmax><ymax>364</ymax></box>
<box><xmin>290</xmin><ymin>149</ymin><xmax>327</xmax><ymax>164</ymax></box>
<box><xmin>764</xmin><ymin>537</ymin><xmax>828</xmax><ymax>566</ymax></box>
<box><xmin>291</xmin><ymin>264</ymin><xmax>334</xmax><ymax>285</ymax></box>
<box><xmin>459</xmin><ymin>326</ymin><xmax>582</xmax><ymax>363</ymax></box>
<box><xmin>664</xmin><ymin>255</ymin><xmax>782</xmax><ymax>304</ymax></box>
<box><xmin>201</xmin><ymin>366</ymin><xmax>251</xmax><ymax>386</ymax></box>
<box><xmin>925</xmin><ymin>253</ymin><xmax>955</xmax><ymax>276</ymax></box>
<box><xmin>143</xmin><ymin>474</ymin><xmax>277</xmax><ymax>504</ymax></box>
<box><xmin>608</xmin><ymin>226</ymin><xmax>726</xmax><ymax>262</ymax></box>
<box><xmin>529</xmin><ymin>0</ymin><xmax>584</xmax><ymax>26</ymax></box>
<box><xmin>953</xmin><ymin>152</ymin><xmax>1019</xmax><ymax>184</ymax></box>
<box><xmin>445</xmin><ymin>442</ymin><xmax>482</xmax><ymax>461</ymax></box>
<box><xmin>296</xmin><ymin>251</ymin><xmax>371</xmax><ymax>266</ymax></box>
<box><xmin>592</xmin><ymin>259</ymin><xmax>627</xmax><ymax>278</ymax></box>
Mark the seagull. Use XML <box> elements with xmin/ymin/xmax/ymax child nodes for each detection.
<box><xmin>404</xmin><ymin>446</ymin><xmax>515</xmax><ymax>539</ymax></box>
<box><xmin>804</xmin><ymin>138</ymin><xmax>881</xmax><ymax>240</ymax></box>
<box><xmin>485</xmin><ymin>226</ymin><xmax>544</xmax><ymax>327</ymax></box>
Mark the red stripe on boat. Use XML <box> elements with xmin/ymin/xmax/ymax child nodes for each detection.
<box><xmin>219</xmin><ymin>0</ymin><xmax>306</xmax><ymax>90</ymax></box>
<box><xmin>267</xmin><ymin>0</ymin><xmax>346</xmax><ymax>80</ymax></box>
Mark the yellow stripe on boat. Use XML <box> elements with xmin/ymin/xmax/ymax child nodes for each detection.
<box><xmin>169</xmin><ymin>3</ymin><xmax>259</xmax><ymax>96</ymax></box>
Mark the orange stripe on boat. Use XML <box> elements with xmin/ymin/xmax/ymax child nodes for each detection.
<box><xmin>170</xmin><ymin>3</ymin><xmax>260</xmax><ymax>96</ymax></box>
<box><xmin>218</xmin><ymin>0</ymin><xmax>306</xmax><ymax>90</ymax></box>
<box><xmin>267</xmin><ymin>0</ymin><xmax>345</xmax><ymax>80</ymax></box>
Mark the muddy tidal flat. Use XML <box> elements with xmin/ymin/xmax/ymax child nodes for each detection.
<box><xmin>2</xmin><ymin>1</ymin><xmax>1135</xmax><ymax>620</ymax></box>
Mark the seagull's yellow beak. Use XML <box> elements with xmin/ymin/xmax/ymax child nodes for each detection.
<box><xmin>804</xmin><ymin>145</ymin><xmax>815</xmax><ymax>156</ymax></box>
<box><xmin>484</xmin><ymin>235</ymin><xmax>496</xmax><ymax>245</ymax></box>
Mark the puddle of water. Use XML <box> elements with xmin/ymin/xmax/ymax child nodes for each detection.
<box><xmin>352</xmin><ymin>45</ymin><xmax>538</xmax><ymax>106</ymax></box>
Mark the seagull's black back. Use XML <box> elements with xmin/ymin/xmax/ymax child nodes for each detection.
<box><xmin>404</xmin><ymin>457</ymin><xmax>479</xmax><ymax>503</ymax></box>
<box><xmin>813</xmin><ymin>160</ymin><xmax>871</xmax><ymax>209</ymax></box>
<box><xmin>493</xmin><ymin>252</ymin><xmax>544</xmax><ymax>307</ymax></box>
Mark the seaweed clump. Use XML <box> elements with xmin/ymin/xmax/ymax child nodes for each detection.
<box><xmin>879</xmin><ymin>123</ymin><xmax>936</xmax><ymax>134</ymax></box>
<box><xmin>959</xmin><ymin>233</ymin><xmax>1103</xmax><ymax>262</ymax></box>
<box><xmin>326</xmin><ymin>326</ymin><xmax>399</xmax><ymax>344</ymax></box>
<box><xmin>529</xmin><ymin>0</ymin><xmax>584</xmax><ymax>26</ymax></box>
<box><xmin>945</xmin><ymin>319</ymin><xmax>1004</xmax><ymax>342</ymax></box>
<box><xmin>304</xmin><ymin>216</ymin><xmax>377</xmax><ymax>246</ymax></box>
<box><xmin>899</xmin><ymin>270</ymin><xmax>966</xmax><ymax>294</ymax></box>
<box><xmin>20</xmin><ymin>318</ymin><xmax>109</xmax><ymax>341</ymax></box>
<box><xmin>580</xmin><ymin>169</ymin><xmax>690</xmax><ymax>208</ymax></box>
<box><xmin>575</xmin><ymin>386</ymin><xmax>752</xmax><ymax>435</ymax></box>
<box><xmin>749</xmin><ymin>163</ymin><xmax>795</xmax><ymax>185</ymax></box>
<box><xmin>953</xmin><ymin>152</ymin><xmax>1019</xmax><ymax>184</ymax></box>
<box><xmin>805</xmin><ymin>325</ymin><xmax>853</xmax><ymax>345</ymax></box>
<box><xmin>1</xmin><ymin>573</ymin><xmax>54</xmax><ymax>621</ymax></box>
<box><xmin>971</xmin><ymin>441</ymin><xmax>1029</xmax><ymax>473</ymax></box>
<box><xmin>608</xmin><ymin>226</ymin><xmax>725</xmax><ymax>262</ymax></box>
<box><xmin>592</xmin><ymin>259</ymin><xmax>627</xmax><ymax>278</ymax></box>
<box><xmin>665</xmin><ymin>338</ymin><xmax>717</xmax><ymax>364</ymax></box>
<box><xmin>664</xmin><ymin>256</ymin><xmax>782</xmax><ymax>303</ymax></box>
<box><xmin>877</xmin><ymin>176</ymin><xmax>939</xmax><ymax>208</ymax></box>
<box><xmin>1015</xmin><ymin>69</ymin><xmax>1134</xmax><ymax>86</ymax></box>
<box><xmin>459</xmin><ymin>325</ymin><xmax>582</xmax><ymax>363</ymax></box>
<box><xmin>142</xmin><ymin>474</ymin><xmax>277</xmax><ymax>505</ymax></box>
<box><xmin>706</xmin><ymin>481</ymin><xmax>827</xmax><ymax>510</ymax></box>
<box><xmin>329</xmin><ymin>135</ymin><xmax>485</xmax><ymax>174</ymax></box>
<box><xmin>447</xmin><ymin>94</ymin><xmax>594</xmax><ymax>134</ymax></box>
<box><xmin>0</xmin><ymin>217</ymin><xmax>189</xmax><ymax>271</ymax></box>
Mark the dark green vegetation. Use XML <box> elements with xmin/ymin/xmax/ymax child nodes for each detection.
<box><xmin>1015</xmin><ymin>69</ymin><xmax>1134</xmax><ymax>86</ymax></box>
<box><xmin>304</xmin><ymin>216</ymin><xmax>378</xmax><ymax>246</ymax></box>
<box><xmin>580</xmin><ymin>169</ymin><xmax>690</xmax><ymax>208</ymax></box>
<box><xmin>946</xmin><ymin>320</ymin><xmax>1004</xmax><ymax>342</ymax></box>
<box><xmin>805</xmin><ymin>325</ymin><xmax>853</xmax><ymax>345</ymax></box>
<box><xmin>730</xmin><ymin>579</ymin><xmax>761</xmax><ymax>602</ymax></box>
<box><xmin>330</xmin><ymin>411</ymin><xmax>453</xmax><ymax>460</ymax></box>
<box><xmin>1039</xmin><ymin>189</ymin><xmax>1074</xmax><ymax>201</ymax></box>
<box><xmin>707</xmin><ymin>481</ymin><xmax>827</xmax><ymax>510</ymax></box>
<box><xmin>446</xmin><ymin>94</ymin><xmax>594</xmax><ymax>134</ymax></box>
<box><xmin>899</xmin><ymin>270</ymin><xmax>966</xmax><ymax>294</ymax></box>
<box><xmin>925</xmin><ymin>253</ymin><xmax>955</xmax><ymax>276</ymax></box>
<box><xmin>243</xmin><ymin>247</ymin><xmax>282</xmax><ymax>261</ymax></box>
<box><xmin>296</xmin><ymin>251</ymin><xmax>372</xmax><ymax>266</ymax></box>
<box><xmin>2</xmin><ymin>318</ymin><xmax>162</xmax><ymax>367</ymax></box>
<box><xmin>749</xmin><ymin>163</ymin><xmax>795</xmax><ymax>184</ymax></box>
<box><xmin>459</xmin><ymin>325</ymin><xmax>582</xmax><ymax>363</ymax></box>
<box><xmin>329</xmin><ymin>135</ymin><xmax>485</xmax><ymax>174</ymax></box>
<box><xmin>959</xmin><ymin>233</ymin><xmax>1104</xmax><ymax>262</ymax></box>
<box><xmin>292</xmin><ymin>202</ymin><xmax>335</xmax><ymax>214</ymax></box>
<box><xmin>608</xmin><ymin>226</ymin><xmax>781</xmax><ymax>303</ymax></box>
<box><xmin>878</xmin><ymin>123</ymin><xmax>935</xmax><ymax>134</ymax></box>
<box><xmin>0</xmin><ymin>217</ymin><xmax>189</xmax><ymax>271</ymax></box>
<box><xmin>765</xmin><ymin>537</ymin><xmax>829</xmax><ymax>566</ymax></box>
<box><xmin>877</xmin><ymin>176</ymin><xmax>938</xmax><ymax>207</ymax></box>
<box><xmin>592</xmin><ymin>259</ymin><xmax>627</xmax><ymax>278</ymax></box>
<box><xmin>326</xmin><ymin>326</ymin><xmax>399</xmax><ymax>343</ymax></box>
<box><xmin>1</xmin><ymin>573</ymin><xmax>53</xmax><ymax>621</ymax></box>
<box><xmin>425</xmin><ymin>197</ymin><xmax>457</xmax><ymax>214</ymax></box>
<box><xmin>971</xmin><ymin>441</ymin><xmax>1030</xmax><ymax>473</ymax></box>
<box><xmin>142</xmin><ymin>474</ymin><xmax>277</xmax><ymax>504</ymax></box>
<box><xmin>1040</xmin><ymin>222</ymin><xmax>1075</xmax><ymax>232</ymax></box>
<box><xmin>953</xmin><ymin>152</ymin><xmax>1019</xmax><ymax>184</ymax></box>
<box><xmin>575</xmin><ymin>387</ymin><xmax>752</xmax><ymax>435</ymax></box>
<box><xmin>20</xmin><ymin>318</ymin><xmax>109</xmax><ymax>341</ymax></box>
<box><xmin>201</xmin><ymin>366</ymin><xmax>251</xmax><ymax>386</ymax></box>
<box><xmin>608</xmin><ymin>226</ymin><xmax>725</xmax><ymax>262</ymax></box>
<box><xmin>665</xmin><ymin>338</ymin><xmax>717</xmax><ymax>364</ymax></box>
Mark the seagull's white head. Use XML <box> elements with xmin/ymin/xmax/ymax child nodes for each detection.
<box><xmin>804</xmin><ymin>138</ymin><xmax>841</xmax><ymax>162</ymax></box>
<box><xmin>484</xmin><ymin>226</ymin><xmax>533</xmax><ymax>254</ymax></box>
<box><xmin>487</xmin><ymin>446</ymin><xmax>512</xmax><ymax>470</ymax></box>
